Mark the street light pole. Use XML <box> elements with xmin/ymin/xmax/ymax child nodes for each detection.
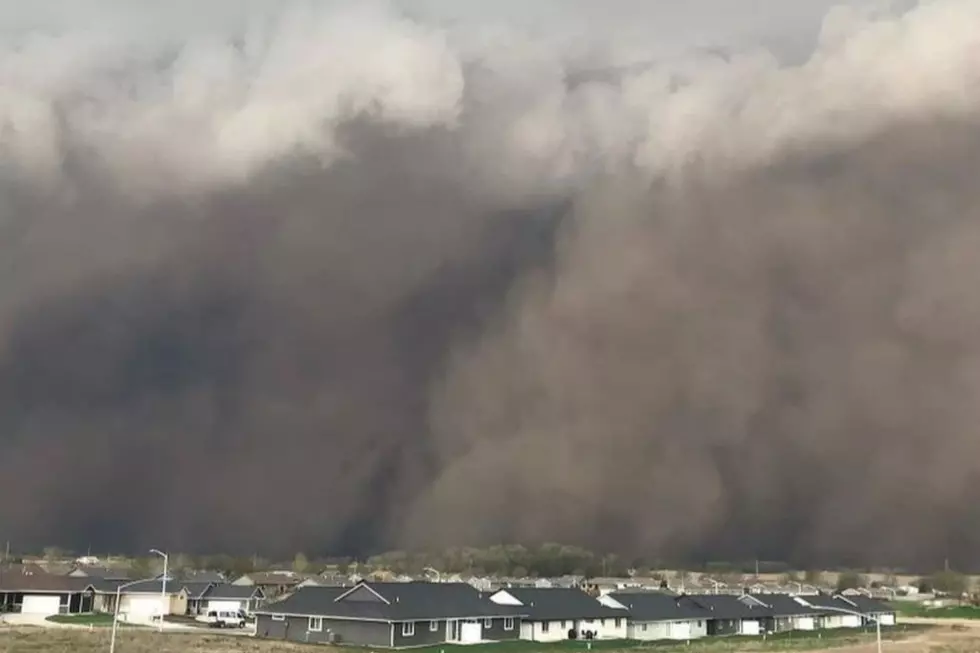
<box><xmin>109</xmin><ymin>578</ymin><xmax>155</xmax><ymax>653</ymax></box>
<box><xmin>149</xmin><ymin>550</ymin><xmax>168</xmax><ymax>633</ymax></box>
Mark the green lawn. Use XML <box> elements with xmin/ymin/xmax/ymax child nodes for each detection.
<box><xmin>46</xmin><ymin>613</ymin><xmax>119</xmax><ymax>626</ymax></box>
<box><xmin>413</xmin><ymin>625</ymin><xmax>930</xmax><ymax>653</ymax></box>
<box><xmin>891</xmin><ymin>602</ymin><xmax>980</xmax><ymax>619</ymax></box>
<box><xmin>45</xmin><ymin>612</ymin><xmax>150</xmax><ymax>628</ymax></box>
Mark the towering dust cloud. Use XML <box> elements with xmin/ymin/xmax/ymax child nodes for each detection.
<box><xmin>1</xmin><ymin>0</ymin><xmax>980</xmax><ymax>566</ymax></box>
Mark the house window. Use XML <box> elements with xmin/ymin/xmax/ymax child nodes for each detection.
<box><xmin>484</xmin><ymin>618</ymin><xmax>492</xmax><ymax>628</ymax></box>
<box><xmin>641</xmin><ymin>624</ymin><xmax>648</xmax><ymax>632</ymax></box>
<box><xmin>542</xmin><ymin>622</ymin><xmax>550</xmax><ymax>633</ymax></box>
<box><xmin>504</xmin><ymin>618</ymin><xmax>515</xmax><ymax>631</ymax></box>
<box><xmin>561</xmin><ymin>620</ymin><xmax>567</xmax><ymax>628</ymax></box>
<box><xmin>698</xmin><ymin>621</ymin><xmax>703</xmax><ymax>627</ymax></box>
<box><xmin>600</xmin><ymin>619</ymin><xmax>606</xmax><ymax>626</ymax></box>
<box><xmin>430</xmin><ymin>620</ymin><xmax>438</xmax><ymax>632</ymax></box>
<box><xmin>615</xmin><ymin>617</ymin><xmax>622</xmax><ymax>627</ymax></box>
<box><xmin>402</xmin><ymin>622</ymin><xmax>415</xmax><ymax>637</ymax></box>
<box><xmin>272</xmin><ymin>615</ymin><xmax>285</xmax><ymax>622</ymax></box>
<box><xmin>308</xmin><ymin>617</ymin><xmax>322</xmax><ymax>632</ymax></box>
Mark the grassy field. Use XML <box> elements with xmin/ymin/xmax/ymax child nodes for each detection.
<box><xmin>891</xmin><ymin>603</ymin><xmax>980</xmax><ymax>619</ymax></box>
<box><xmin>0</xmin><ymin>625</ymin><xmax>929</xmax><ymax>653</ymax></box>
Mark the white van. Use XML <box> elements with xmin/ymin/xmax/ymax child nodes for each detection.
<box><xmin>196</xmin><ymin>610</ymin><xmax>247</xmax><ymax>628</ymax></box>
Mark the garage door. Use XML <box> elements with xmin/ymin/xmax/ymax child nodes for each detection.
<box><xmin>842</xmin><ymin>615</ymin><xmax>861</xmax><ymax>628</ymax></box>
<box><xmin>670</xmin><ymin>622</ymin><xmax>691</xmax><ymax>640</ymax></box>
<box><xmin>796</xmin><ymin>617</ymin><xmax>815</xmax><ymax>631</ymax></box>
<box><xmin>126</xmin><ymin>597</ymin><xmax>162</xmax><ymax>616</ymax></box>
<box><xmin>879</xmin><ymin>614</ymin><xmax>895</xmax><ymax>626</ymax></box>
<box><xmin>741</xmin><ymin>620</ymin><xmax>761</xmax><ymax>636</ymax></box>
<box><xmin>460</xmin><ymin>620</ymin><xmax>482</xmax><ymax>643</ymax></box>
<box><xmin>22</xmin><ymin>595</ymin><xmax>61</xmax><ymax>616</ymax></box>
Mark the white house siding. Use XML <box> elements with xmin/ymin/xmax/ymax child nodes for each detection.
<box><xmin>577</xmin><ymin>616</ymin><xmax>628</xmax><ymax>639</ymax></box>
<box><xmin>520</xmin><ymin>621</ymin><xmax>534</xmax><ymax>640</ymax></box>
<box><xmin>878</xmin><ymin>614</ymin><xmax>896</xmax><ymax>626</ymax></box>
<box><xmin>793</xmin><ymin>616</ymin><xmax>816</xmax><ymax>631</ymax></box>
<box><xmin>841</xmin><ymin>615</ymin><xmax>861</xmax><ymax>628</ymax></box>
<box><xmin>630</xmin><ymin>620</ymin><xmax>706</xmax><ymax>641</ymax></box>
<box><xmin>821</xmin><ymin>614</ymin><xmax>860</xmax><ymax>629</ymax></box>
<box><xmin>529</xmin><ymin>620</ymin><xmax>568</xmax><ymax>642</ymax></box>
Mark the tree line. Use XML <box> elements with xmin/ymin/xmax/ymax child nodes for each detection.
<box><xmin>7</xmin><ymin>545</ymin><xmax>976</xmax><ymax>595</ymax></box>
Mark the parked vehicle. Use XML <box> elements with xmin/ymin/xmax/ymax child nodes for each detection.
<box><xmin>196</xmin><ymin>610</ymin><xmax>247</xmax><ymax>628</ymax></box>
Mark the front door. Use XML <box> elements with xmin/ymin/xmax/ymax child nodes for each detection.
<box><xmin>446</xmin><ymin>619</ymin><xmax>460</xmax><ymax>641</ymax></box>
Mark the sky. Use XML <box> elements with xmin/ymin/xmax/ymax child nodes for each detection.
<box><xmin>2</xmin><ymin>0</ymin><xmax>980</xmax><ymax>567</ymax></box>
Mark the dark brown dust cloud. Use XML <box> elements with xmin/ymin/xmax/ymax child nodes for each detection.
<box><xmin>2</xmin><ymin>0</ymin><xmax>980</xmax><ymax>567</ymax></box>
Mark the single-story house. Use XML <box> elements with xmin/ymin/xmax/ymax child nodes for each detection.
<box><xmin>676</xmin><ymin>594</ymin><xmax>772</xmax><ymax>636</ymax></box>
<box><xmin>838</xmin><ymin>594</ymin><xmax>897</xmax><ymax>626</ymax></box>
<box><xmin>202</xmin><ymin>583</ymin><xmax>266</xmax><ymax>614</ymax></box>
<box><xmin>743</xmin><ymin>593</ymin><xmax>826</xmax><ymax>632</ymax></box>
<box><xmin>232</xmin><ymin>571</ymin><xmax>306</xmax><ymax>597</ymax></box>
<box><xmin>254</xmin><ymin>581</ymin><xmax>526</xmax><ymax>648</ymax></box>
<box><xmin>0</xmin><ymin>571</ymin><xmax>95</xmax><ymax>616</ymax></box>
<box><xmin>489</xmin><ymin>587</ymin><xmax>628</xmax><ymax>641</ymax></box>
<box><xmin>182</xmin><ymin>582</ymin><xmax>216</xmax><ymax>616</ymax></box>
<box><xmin>91</xmin><ymin>580</ymin><xmax>188</xmax><ymax>620</ymax></box>
<box><xmin>798</xmin><ymin>594</ymin><xmax>895</xmax><ymax>628</ymax></box>
<box><xmin>601</xmin><ymin>591</ymin><xmax>710</xmax><ymax>640</ymax></box>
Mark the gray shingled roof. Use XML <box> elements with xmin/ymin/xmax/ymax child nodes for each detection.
<box><xmin>204</xmin><ymin>584</ymin><xmax>265</xmax><ymax>600</ymax></box>
<box><xmin>746</xmin><ymin>594</ymin><xmax>827</xmax><ymax>616</ymax></box>
<box><xmin>182</xmin><ymin>581</ymin><xmax>216</xmax><ymax>600</ymax></box>
<box><xmin>0</xmin><ymin>571</ymin><xmax>93</xmax><ymax>593</ymax></box>
<box><xmin>679</xmin><ymin>594</ymin><xmax>773</xmax><ymax>619</ymax></box>
<box><xmin>837</xmin><ymin>595</ymin><xmax>894</xmax><ymax>614</ymax></box>
<box><xmin>257</xmin><ymin>582</ymin><xmax>525</xmax><ymax>621</ymax></box>
<box><xmin>494</xmin><ymin>588</ymin><xmax>624</xmax><ymax>621</ymax></box>
<box><xmin>609</xmin><ymin>591</ymin><xmax>711</xmax><ymax>621</ymax></box>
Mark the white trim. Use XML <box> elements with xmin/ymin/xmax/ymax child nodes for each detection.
<box><xmin>402</xmin><ymin>622</ymin><xmax>415</xmax><ymax>637</ymax></box>
<box><xmin>504</xmin><ymin>618</ymin><xmax>514</xmax><ymax>631</ymax></box>
<box><xmin>430</xmin><ymin>620</ymin><xmax>438</xmax><ymax>632</ymax></box>
<box><xmin>308</xmin><ymin>617</ymin><xmax>323</xmax><ymax>632</ymax></box>
<box><xmin>271</xmin><ymin>615</ymin><xmax>285</xmax><ymax>622</ymax></box>
<box><xmin>333</xmin><ymin>582</ymin><xmax>391</xmax><ymax>605</ymax></box>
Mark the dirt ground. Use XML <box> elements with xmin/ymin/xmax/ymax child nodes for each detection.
<box><xmin>0</xmin><ymin>620</ymin><xmax>977</xmax><ymax>653</ymax></box>
<box><xmin>815</xmin><ymin>620</ymin><xmax>980</xmax><ymax>653</ymax></box>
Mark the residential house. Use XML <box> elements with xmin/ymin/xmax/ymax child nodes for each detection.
<box><xmin>676</xmin><ymin>594</ymin><xmax>772</xmax><ymax>636</ymax></box>
<box><xmin>233</xmin><ymin>571</ymin><xmax>305</xmax><ymax>597</ymax></box>
<box><xmin>0</xmin><ymin>571</ymin><xmax>95</xmax><ymax>616</ymax></box>
<box><xmin>202</xmin><ymin>584</ymin><xmax>266</xmax><ymax>615</ymax></box>
<box><xmin>489</xmin><ymin>587</ymin><xmax>627</xmax><ymax>641</ymax></box>
<box><xmin>601</xmin><ymin>591</ymin><xmax>709</xmax><ymax>641</ymax></box>
<box><xmin>799</xmin><ymin>594</ymin><xmax>895</xmax><ymax>628</ymax></box>
<box><xmin>68</xmin><ymin>565</ymin><xmax>133</xmax><ymax>581</ymax></box>
<box><xmin>182</xmin><ymin>582</ymin><xmax>216</xmax><ymax>616</ymax></box>
<box><xmin>254</xmin><ymin>581</ymin><xmax>525</xmax><ymax>648</ymax></box>
<box><xmin>743</xmin><ymin>593</ymin><xmax>826</xmax><ymax>632</ymax></box>
<box><xmin>178</xmin><ymin>570</ymin><xmax>226</xmax><ymax>584</ymax></box>
<box><xmin>838</xmin><ymin>595</ymin><xmax>897</xmax><ymax>626</ymax></box>
<box><xmin>91</xmin><ymin>580</ymin><xmax>188</xmax><ymax>620</ymax></box>
<box><xmin>799</xmin><ymin>595</ymin><xmax>862</xmax><ymax>629</ymax></box>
